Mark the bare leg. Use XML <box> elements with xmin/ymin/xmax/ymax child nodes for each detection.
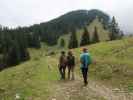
<box><xmin>71</xmin><ymin>66</ymin><xmax>75</xmax><ymax>80</ymax></box>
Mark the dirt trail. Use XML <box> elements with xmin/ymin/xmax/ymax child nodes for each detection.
<box><xmin>48</xmin><ymin>76</ymin><xmax>133</xmax><ymax>100</ymax></box>
<box><xmin>47</xmin><ymin>57</ymin><xmax>133</xmax><ymax>100</ymax></box>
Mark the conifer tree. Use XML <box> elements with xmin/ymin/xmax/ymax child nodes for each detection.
<box><xmin>68</xmin><ymin>29</ymin><xmax>78</xmax><ymax>49</ymax></box>
<box><xmin>109</xmin><ymin>16</ymin><xmax>121</xmax><ymax>40</ymax></box>
<box><xmin>80</xmin><ymin>27</ymin><xmax>90</xmax><ymax>46</ymax></box>
<box><xmin>32</xmin><ymin>32</ymin><xmax>41</xmax><ymax>48</ymax></box>
<box><xmin>60</xmin><ymin>38</ymin><xmax>65</xmax><ymax>48</ymax></box>
<box><xmin>92</xmin><ymin>26</ymin><xmax>100</xmax><ymax>43</ymax></box>
<box><xmin>7</xmin><ymin>40</ymin><xmax>21</xmax><ymax>66</ymax></box>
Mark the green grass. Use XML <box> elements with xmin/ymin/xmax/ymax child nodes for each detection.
<box><xmin>0</xmin><ymin>37</ymin><xmax>133</xmax><ymax>99</ymax></box>
<box><xmin>0</xmin><ymin>48</ymin><xmax>59</xmax><ymax>100</ymax></box>
<box><xmin>74</xmin><ymin>37</ymin><xmax>133</xmax><ymax>89</ymax></box>
<box><xmin>58</xmin><ymin>37</ymin><xmax>133</xmax><ymax>90</ymax></box>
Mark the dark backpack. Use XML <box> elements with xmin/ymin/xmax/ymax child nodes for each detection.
<box><xmin>60</xmin><ymin>55</ymin><xmax>67</xmax><ymax>66</ymax></box>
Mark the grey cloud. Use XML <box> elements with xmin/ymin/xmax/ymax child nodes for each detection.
<box><xmin>0</xmin><ymin>0</ymin><xmax>133</xmax><ymax>33</ymax></box>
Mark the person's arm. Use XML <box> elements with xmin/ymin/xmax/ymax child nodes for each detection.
<box><xmin>80</xmin><ymin>55</ymin><xmax>83</xmax><ymax>64</ymax></box>
<box><xmin>73</xmin><ymin>56</ymin><xmax>75</xmax><ymax>66</ymax></box>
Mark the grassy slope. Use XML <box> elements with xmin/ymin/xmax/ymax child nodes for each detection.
<box><xmin>0</xmin><ymin>48</ymin><xmax>59</xmax><ymax>100</ymax></box>
<box><xmin>74</xmin><ymin>37</ymin><xmax>133</xmax><ymax>89</ymax></box>
<box><xmin>0</xmin><ymin>37</ymin><xmax>133</xmax><ymax>99</ymax></box>
<box><xmin>58</xmin><ymin>17</ymin><xmax>110</xmax><ymax>48</ymax></box>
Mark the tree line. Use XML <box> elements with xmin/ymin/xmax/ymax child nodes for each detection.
<box><xmin>67</xmin><ymin>26</ymin><xmax>100</xmax><ymax>49</ymax></box>
<box><xmin>60</xmin><ymin>16</ymin><xmax>124</xmax><ymax>49</ymax></box>
<box><xmin>0</xmin><ymin>15</ymin><xmax>123</xmax><ymax>70</ymax></box>
<box><xmin>26</xmin><ymin>9</ymin><xmax>111</xmax><ymax>46</ymax></box>
<box><xmin>0</xmin><ymin>26</ymin><xmax>41</xmax><ymax>70</ymax></box>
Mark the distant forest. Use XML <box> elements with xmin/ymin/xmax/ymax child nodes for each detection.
<box><xmin>0</xmin><ymin>9</ymin><xmax>123</xmax><ymax>69</ymax></box>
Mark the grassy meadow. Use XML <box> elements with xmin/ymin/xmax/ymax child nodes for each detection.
<box><xmin>75</xmin><ymin>37</ymin><xmax>133</xmax><ymax>87</ymax></box>
<box><xmin>0</xmin><ymin>37</ymin><xmax>133</xmax><ymax>99</ymax></box>
<box><xmin>0</xmin><ymin>47</ymin><xmax>59</xmax><ymax>100</ymax></box>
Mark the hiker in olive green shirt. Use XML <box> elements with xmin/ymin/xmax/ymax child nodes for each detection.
<box><xmin>66</xmin><ymin>51</ymin><xmax>75</xmax><ymax>80</ymax></box>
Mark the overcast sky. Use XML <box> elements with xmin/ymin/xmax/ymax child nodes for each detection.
<box><xmin>0</xmin><ymin>0</ymin><xmax>132</xmax><ymax>33</ymax></box>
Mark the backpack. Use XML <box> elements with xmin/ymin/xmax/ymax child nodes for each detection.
<box><xmin>82</xmin><ymin>53</ymin><xmax>92</xmax><ymax>67</ymax></box>
<box><xmin>60</xmin><ymin>55</ymin><xmax>67</xmax><ymax>67</ymax></box>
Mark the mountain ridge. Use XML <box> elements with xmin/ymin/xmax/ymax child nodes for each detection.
<box><xmin>29</xmin><ymin>9</ymin><xmax>110</xmax><ymax>45</ymax></box>
<box><xmin>1</xmin><ymin>9</ymin><xmax>111</xmax><ymax>45</ymax></box>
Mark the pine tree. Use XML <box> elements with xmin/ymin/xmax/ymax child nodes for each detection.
<box><xmin>60</xmin><ymin>38</ymin><xmax>65</xmax><ymax>48</ymax></box>
<box><xmin>0</xmin><ymin>27</ymin><xmax>2</xmax><ymax>53</ymax></box>
<box><xmin>92</xmin><ymin>26</ymin><xmax>100</xmax><ymax>43</ymax></box>
<box><xmin>0</xmin><ymin>26</ymin><xmax>30</xmax><ymax>68</ymax></box>
<box><xmin>26</xmin><ymin>32</ymin><xmax>41</xmax><ymax>48</ymax></box>
<box><xmin>16</xmin><ymin>32</ymin><xmax>30</xmax><ymax>61</ymax></box>
<box><xmin>80</xmin><ymin>27</ymin><xmax>90</xmax><ymax>46</ymax></box>
<box><xmin>32</xmin><ymin>32</ymin><xmax>41</xmax><ymax>49</ymax></box>
<box><xmin>68</xmin><ymin>29</ymin><xmax>78</xmax><ymax>49</ymax></box>
<box><xmin>109</xmin><ymin>16</ymin><xmax>121</xmax><ymax>40</ymax></box>
<box><xmin>6</xmin><ymin>40</ymin><xmax>21</xmax><ymax>66</ymax></box>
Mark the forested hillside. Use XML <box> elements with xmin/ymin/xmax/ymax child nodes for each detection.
<box><xmin>1</xmin><ymin>9</ymin><xmax>110</xmax><ymax>45</ymax></box>
<box><xmin>58</xmin><ymin>17</ymin><xmax>111</xmax><ymax>48</ymax></box>
<box><xmin>0</xmin><ymin>9</ymin><xmax>123</xmax><ymax>69</ymax></box>
<box><xmin>37</xmin><ymin>9</ymin><xmax>110</xmax><ymax>45</ymax></box>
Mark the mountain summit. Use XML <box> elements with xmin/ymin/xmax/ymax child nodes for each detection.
<box><xmin>29</xmin><ymin>9</ymin><xmax>110</xmax><ymax>45</ymax></box>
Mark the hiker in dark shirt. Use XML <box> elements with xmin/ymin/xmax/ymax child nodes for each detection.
<box><xmin>67</xmin><ymin>51</ymin><xmax>75</xmax><ymax>80</ymax></box>
<box><xmin>59</xmin><ymin>51</ymin><xmax>67</xmax><ymax>80</ymax></box>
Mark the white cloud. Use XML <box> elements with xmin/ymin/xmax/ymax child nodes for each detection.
<box><xmin>0</xmin><ymin>0</ymin><xmax>133</xmax><ymax>33</ymax></box>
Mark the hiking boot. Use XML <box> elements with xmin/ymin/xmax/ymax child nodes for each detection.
<box><xmin>84</xmin><ymin>81</ymin><xmax>88</xmax><ymax>86</ymax></box>
<box><xmin>71</xmin><ymin>77</ymin><xmax>75</xmax><ymax>80</ymax></box>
